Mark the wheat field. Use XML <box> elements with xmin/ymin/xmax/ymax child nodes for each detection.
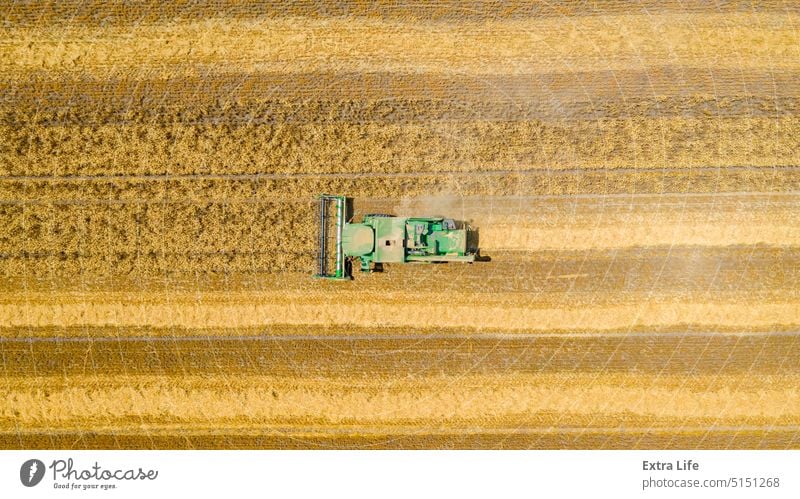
<box><xmin>1</xmin><ymin>1</ymin><xmax>799</xmax><ymax>448</ymax></box>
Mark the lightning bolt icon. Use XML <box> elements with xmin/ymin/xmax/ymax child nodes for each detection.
<box><xmin>28</xmin><ymin>461</ymin><xmax>38</xmax><ymax>484</ymax></box>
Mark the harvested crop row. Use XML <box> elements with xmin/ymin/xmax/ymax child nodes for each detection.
<box><xmin>6</xmin><ymin>1</ymin><xmax>797</xmax><ymax>27</ymax></box>
<box><xmin>4</xmin><ymin>373</ymin><xmax>799</xmax><ymax>429</ymax></box>
<box><xmin>5</xmin><ymin>331</ymin><xmax>800</xmax><ymax>377</ymax></box>
<box><xmin>3</xmin><ymin>15</ymin><xmax>799</xmax><ymax>76</ymax></box>
<box><xmin>7</xmin><ymin>428</ymin><xmax>793</xmax><ymax>450</ymax></box>
<box><xmin>5</xmin><ymin>96</ymin><xmax>800</xmax><ymax>126</ymax></box>
<box><xmin>3</xmin><ymin>246</ymin><xmax>798</xmax><ymax>304</ymax></box>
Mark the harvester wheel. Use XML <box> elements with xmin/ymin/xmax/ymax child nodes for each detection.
<box><xmin>344</xmin><ymin>259</ymin><xmax>353</xmax><ymax>276</ymax></box>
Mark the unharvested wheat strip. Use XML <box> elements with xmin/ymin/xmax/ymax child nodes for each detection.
<box><xmin>4</xmin><ymin>117</ymin><xmax>800</xmax><ymax>176</ymax></box>
<box><xmin>2</xmin><ymin>374</ymin><xmax>799</xmax><ymax>428</ymax></box>
<box><xmin>9</xmin><ymin>97</ymin><xmax>800</xmax><ymax>125</ymax></box>
<box><xmin>1</xmin><ymin>14</ymin><xmax>799</xmax><ymax>75</ymax></box>
<box><xmin>6</xmin><ymin>0</ymin><xmax>798</xmax><ymax>27</ymax></box>
<box><xmin>0</xmin><ymin>300</ymin><xmax>797</xmax><ymax>334</ymax></box>
<box><xmin>6</xmin><ymin>69</ymin><xmax>800</xmax><ymax>116</ymax></box>
<box><xmin>2</xmin><ymin>172</ymin><xmax>800</xmax><ymax>206</ymax></box>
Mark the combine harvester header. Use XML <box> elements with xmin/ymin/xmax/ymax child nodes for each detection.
<box><xmin>315</xmin><ymin>194</ymin><xmax>479</xmax><ymax>280</ymax></box>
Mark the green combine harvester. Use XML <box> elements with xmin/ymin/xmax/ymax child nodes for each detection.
<box><xmin>315</xmin><ymin>194</ymin><xmax>478</xmax><ymax>279</ymax></box>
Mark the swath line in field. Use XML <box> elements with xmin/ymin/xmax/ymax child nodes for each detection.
<box><xmin>2</xmin><ymin>330</ymin><xmax>800</xmax><ymax>343</ymax></box>
<box><xmin>2</xmin><ymin>164</ymin><xmax>800</xmax><ymax>182</ymax></box>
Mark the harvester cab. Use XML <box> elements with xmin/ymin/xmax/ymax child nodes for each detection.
<box><xmin>314</xmin><ymin>194</ymin><xmax>479</xmax><ymax>280</ymax></box>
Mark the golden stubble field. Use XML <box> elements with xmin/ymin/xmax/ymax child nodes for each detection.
<box><xmin>1</xmin><ymin>1</ymin><xmax>799</xmax><ymax>448</ymax></box>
